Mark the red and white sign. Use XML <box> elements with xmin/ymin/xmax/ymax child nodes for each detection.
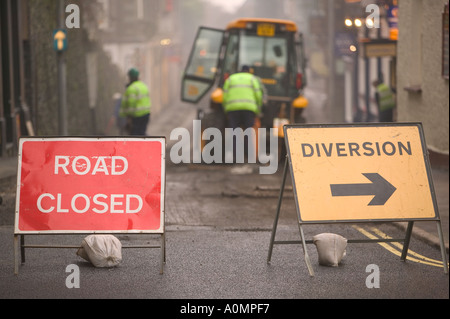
<box><xmin>15</xmin><ymin>137</ymin><xmax>165</xmax><ymax>234</ymax></box>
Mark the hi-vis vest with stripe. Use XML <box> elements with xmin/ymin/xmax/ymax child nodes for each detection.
<box><xmin>222</xmin><ymin>72</ymin><xmax>263</xmax><ymax>114</ymax></box>
<box><xmin>376</xmin><ymin>83</ymin><xmax>395</xmax><ymax>112</ymax></box>
<box><xmin>120</xmin><ymin>81</ymin><xmax>151</xmax><ymax>117</ymax></box>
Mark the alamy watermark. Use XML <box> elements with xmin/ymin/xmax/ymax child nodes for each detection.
<box><xmin>366</xmin><ymin>4</ymin><xmax>381</xmax><ymax>29</ymax></box>
<box><xmin>65</xmin><ymin>264</ymin><xmax>80</xmax><ymax>289</ymax></box>
<box><xmin>65</xmin><ymin>4</ymin><xmax>80</xmax><ymax>29</ymax></box>
<box><xmin>365</xmin><ymin>264</ymin><xmax>380</xmax><ymax>288</ymax></box>
<box><xmin>170</xmin><ymin>120</ymin><xmax>279</xmax><ymax>175</ymax></box>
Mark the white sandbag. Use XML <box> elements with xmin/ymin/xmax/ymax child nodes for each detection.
<box><xmin>77</xmin><ymin>235</ymin><xmax>122</xmax><ymax>268</ymax></box>
<box><xmin>312</xmin><ymin>233</ymin><xmax>347</xmax><ymax>267</ymax></box>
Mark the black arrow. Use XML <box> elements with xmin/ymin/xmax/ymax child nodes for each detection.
<box><xmin>330</xmin><ymin>173</ymin><xmax>396</xmax><ymax>206</ymax></box>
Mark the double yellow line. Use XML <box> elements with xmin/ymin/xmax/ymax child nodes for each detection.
<box><xmin>352</xmin><ymin>225</ymin><xmax>448</xmax><ymax>269</ymax></box>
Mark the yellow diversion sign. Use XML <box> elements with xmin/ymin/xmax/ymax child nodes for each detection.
<box><xmin>284</xmin><ymin>123</ymin><xmax>438</xmax><ymax>223</ymax></box>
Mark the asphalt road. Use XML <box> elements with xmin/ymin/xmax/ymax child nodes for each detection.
<box><xmin>0</xmin><ymin>91</ymin><xmax>448</xmax><ymax>304</ymax></box>
<box><xmin>0</xmin><ymin>162</ymin><xmax>448</xmax><ymax>301</ymax></box>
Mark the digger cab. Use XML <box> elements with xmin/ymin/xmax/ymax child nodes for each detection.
<box><xmin>181</xmin><ymin>18</ymin><xmax>308</xmax><ymax>139</ymax></box>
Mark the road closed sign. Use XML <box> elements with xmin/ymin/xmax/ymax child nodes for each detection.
<box><xmin>284</xmin><ymin>123</ymin><xmax>438</xmax><ymax>223</ymax></box>
<box><xmin>15</xmin><ymin>137</ymin><xmax>165</xmax><ymax>234</ymax></box>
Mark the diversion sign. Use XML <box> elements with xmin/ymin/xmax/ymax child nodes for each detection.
<box><xmin>268</xmin><ymin>123</ymin><xmax>448</xmax><ymax>276</ymax></box>
<box><xmin>15</xmin><ymin>137</ymin><xmax>165</xmax><ymax>234</ymax></box>
<box><xmin>284</xmin><ymin>123</ymin><xmax>438</xmax><ymax>223</ymax></box>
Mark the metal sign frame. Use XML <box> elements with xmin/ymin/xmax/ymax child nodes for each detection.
<box><xmin>14</xmin><ymin>137</ymin><xmax>167</xmax><ymax>275</ymax></box>
<box><xmin>267</xmin><ymin>123</ymin><xmax>448</xmax><ymax>276</ymax></box>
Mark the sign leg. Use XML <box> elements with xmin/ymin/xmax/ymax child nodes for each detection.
<box><xmin>267</xmin><ymin>157</ymin><xmax>288</xmax><ymax>264</ymax></box>
<box><xmin>20</xmin><ymin>235</ymin><xmax>25</xmax><ymax>263</ymax></box>
<box><xmin>14</xmin><ymin>235</ymin><xmax>19</xmax><ymax>276</ymax></box>
<box><xmin>160</xmin><ymin>233</ymin><xmax>166</xmax><ymax>275</ymax></box>
<box><xmin>436</xmin><ymin>220</ymin><xmax>449</xmax><ymax>274</ymax></box>
<box><xmin>163</xmin><ymin>233</ymin><xmax>166</xmax><ymax>263</ymax></box>
<box><xmin>401</xmin><ymin>221</ymin><xmax>414</xmax><ymax>261</ymax></box>
<box><xmin>298</xmin><ymin>224</ymin><xmax>315</xmax><ymax>277</ymax></box>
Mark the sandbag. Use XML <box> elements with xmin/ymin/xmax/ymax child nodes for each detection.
<box><xmin>77</xmin><ymin>235</ymin><xmax>122</xmax><ymax>268</ymax></box>
<box><xmin>312</xmin><ymin>233</ymin><xmax>347</xmax><ymax>267</ymax></box>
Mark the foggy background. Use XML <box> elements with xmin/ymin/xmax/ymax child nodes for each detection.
<box><xmin>1</xmin><ymin>0</ymin><xmax>409</xmax><ymax>140</ymax></box>
<box><xmin>96</xmin><ymin>0</ymin><xmax>392</xmax><ymax>126</ymax></box>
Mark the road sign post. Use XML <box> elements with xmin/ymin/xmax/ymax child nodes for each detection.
<box><xmin>53</xmin><ymin>28</ymin><xmax>68</xmax><ymax>135</ymax></box>
<box><xmin>268</xmin><ymin>123</ymin><xmax>448</xmax><ymax>276</ymax></box>
<box><xmin>14</xmin><ymin>137</ymin><xmax>166</xmax><ymax>275</ymax></box>
<box><xmin>53</xmin><ymin>29</ymin><xmax>67</xmax><ymax>52</ymax></box>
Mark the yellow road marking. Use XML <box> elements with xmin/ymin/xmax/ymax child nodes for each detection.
<box><xmin>352</xmin><ymin>225</ymin><xmax>448</xmax><ymax>269</ymax></box>
<box><xmin>369</xmin><ymin>227</ymin><xmax>445</xmax><ymax>266</ymax></box>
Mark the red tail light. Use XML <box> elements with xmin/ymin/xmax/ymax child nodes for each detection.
<box><xmin>296</xmin><ymin>73</ymin><xmax>303</xmax><ymax>90</ymax></box>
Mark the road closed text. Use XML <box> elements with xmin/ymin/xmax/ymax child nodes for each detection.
<box><xmin>54</xmin><ymin>155</ymin><xmax>128</xmax><ymax>175</ymax></box>
<box><xmin>37</xmin><ymin>193</ymin><xmax>143</xmax><ymax>214</ymax></box>
<box><xmin>36</xmin><ymin>155</ymin><xmax>143</xmax><ymax>214</ymax></box>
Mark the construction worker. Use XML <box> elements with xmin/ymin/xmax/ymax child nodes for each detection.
<box><xmin>373</xmin><ymin>79</ymin><xmax>396</xmax><ymax>122</ymax></box>
<box><xmin>222</xmin><ymin>65</ymin><xmax>263</xmax><ymax>161</ymax></box>
<box><xmin>222</xmin><ymin>65</ymin><xmax>263</xmax><ymax>131</ymax></box>
<box><xmin>120</xmin><ymin>68</ymin><xmax>151</xmax><ymax>135</ymax></box>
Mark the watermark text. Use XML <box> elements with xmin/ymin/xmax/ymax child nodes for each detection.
<box><xmin>170</xmin><ymin>120</ymin><xmax>279</xmax><ymax>175</ymax></box>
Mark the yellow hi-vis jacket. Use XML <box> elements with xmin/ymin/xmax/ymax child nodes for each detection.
<box><xmin>222</xmin><ymin>72</ymin><xmax>263</xmax><ymax>114</ymax></box>
<box><xmin>120</xmin><ymin>81</ymin><xmax>151</xmax><ymax>118</ymax></box>
<box><xmin>376</xmin><ymin>83</ymin><xmax>395</xmax><ymax>112</ymax></box>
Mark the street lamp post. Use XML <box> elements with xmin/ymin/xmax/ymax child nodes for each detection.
<box><xmin>57</xmin><ymin>0</ymin><xmax>67</xmax><ymax>136</ymax></box>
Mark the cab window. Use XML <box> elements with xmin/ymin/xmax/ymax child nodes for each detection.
<box><xmin>222</xmin><ymin>34</ymin><xmax>239</xmax><ymax>81</ymax></box>
<box><xmin>237</xmin><ymin>33</ymin><xmax>288</xmax><ymax>96</ymax></box>
<box><xmin>181</xmin><ymin>27</ymin><xmax>224</xmax><ymax>103</ymax></box>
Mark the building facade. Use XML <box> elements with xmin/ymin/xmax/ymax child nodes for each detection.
<box><xmin>397</xmin><ymin>0</ymin><xmax>449</xmax><ymax>167</ymax></box>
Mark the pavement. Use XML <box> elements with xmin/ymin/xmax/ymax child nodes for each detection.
<box><xmin>0</xmin><ymin>223</ymin><xmax>447</xmax><ymax>299</ymax></box>
<box><xmin>0</xmin><ymin>157</ymin><xmax>16</xmax><ymax>183</ymax></box>
<box><xmin>398</xmin><ymin>165</ymin><xmax>448</xmax><ymax>252</ymax></box>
